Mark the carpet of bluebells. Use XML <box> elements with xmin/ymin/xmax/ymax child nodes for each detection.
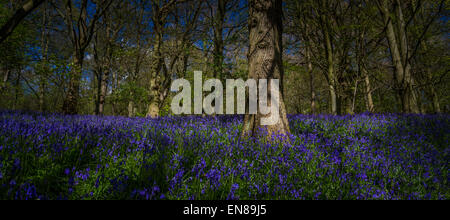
<box><xmin>0</xmin><ymin>110</ymin><xmax>448</xmax><ymax>200</ymax></box>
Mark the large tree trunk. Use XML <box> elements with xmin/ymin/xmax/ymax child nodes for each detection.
<box><xmin>38</xmin><ymin>73</ymin><xmax>46</xmax><ymax>112</ymax></box>
<box><xmin>241</xmin><ymin>0</ymin><xmax>290</xmax><ymax>139</ymax></box>
<box><xmin>63</xmin><ymin>54</ymin><xmax>83</xmax><ymax>115</ymax></box>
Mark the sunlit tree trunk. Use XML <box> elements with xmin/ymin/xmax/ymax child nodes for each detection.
<box><xmin>146</xmin><ymin>25</ymin><xmax>163</xmax><ymax>118</ymax></box>
<box><xmin>241</xmin><ymin>0</ymin><xmax>290</xmax><ymax>139</ymax></box>
<box><xmin>363</xmin><ymin>70</ymin><xmax>374</xmax><ymax>112</ymax></box>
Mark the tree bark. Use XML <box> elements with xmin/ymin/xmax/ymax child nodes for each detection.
<box><xmin>95</xmin><ymin>20</ymin><xmax>116</xmax><ymax>116</ymax></box>
<box><xmin>351</xmin><ymin>80</ymin><xmax>358</xmax><ymax>114</ymax></box>
<box><xmin>363</xmin><ymin>70</ymin><xmax>374</xmax><ymax>112</ymax></box>
<box><xmin>241</xmin><ymin>0</ymin><xmax>290</xmax><ymax>139</ymax></box>
<box><xmin>111</xmin><ymin>65</ymin><xmax>117</xmax><ymax>116</ymax></box>
<box><xmin>63</xmin><ymin>54</ymin><xmax>83</xmax><ymax>115</ymax></box>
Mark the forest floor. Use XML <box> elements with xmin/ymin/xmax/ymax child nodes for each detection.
<box><xmin>0</xmin><ymin>111</ymin><xmax>448</xmax><ymax>200</ymax></box>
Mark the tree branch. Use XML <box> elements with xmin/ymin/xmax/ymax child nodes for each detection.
<box><xmin>0</xmin><ymin>0</ymin><xmax>46</xmax><ymax>44</ymax></box>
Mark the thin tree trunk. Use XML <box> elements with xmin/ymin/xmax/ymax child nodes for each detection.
<box><xmin>147</xmin><ymin>78</ymin><xmax>161</xmax><ymax>118</ymax></box>
<box><xmin>96</xmin><ymin>32</ymin><xmax>112</xmax><ymax>116</ymax></box>
<box><xmin>320</xmin><ymin>8</ymin><xmax>337</xmax><ymax>115</ymax></box>
<box><xmin>1</xmin><ymin>69</ymin><xmax>10</xmax><ymax>93</ymax></box>
<box><xmin>241</xmin><ymin>0</ymin><xmax>290</xmax><ymax>139</ymax></box>
<box><xmin>13</xmin><ymin>70</ymin><xmax>21</xmax><ymax>110</ymax></box>
<box><xmin>97</xmin><ymin>69</ymin><xmax>108</xmax><ymax>115</ymax></box>
<box><xmin>351</xmin><ymin>80</ymin><xmax>358</xmax><ymax>114</ymax></box>
<box><xmin>363</xmin><ymin>70</ymin><xmax>374</xmax><ymax>112</ymax></box>
<box><xmin>39</xmin><ymin>0</ymin><xmax>49</xmax><ymax>112</ymax></box>
<box><xmin>111</xmin><ymin>67</ymin><xmax>117</xmax><ymax>116</ymax></box>
<box><xmin>306</xmin><ymin>48</ymin><xmax>316</xmax><ymax>114</ymax></box>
